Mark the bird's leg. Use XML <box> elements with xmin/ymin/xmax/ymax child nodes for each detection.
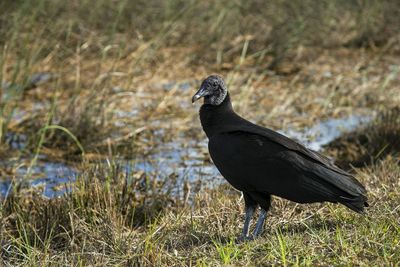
<box><xmin>236</xmin><ymin>193</ymin><xmax>258</xmax><ymax>242</ymax></box>
<box><xmin>252</xmin><ymin>208</ymin><xmax>268</xmax><ymax>237</ymax></box>
<box><xmin>242</xmin><ymin>205</ymin><xmax>256</xmax><ymax>237</ymax></box>
<box><xmin>236</xmin><ymin>205</ymin><xmax>256</xmax><ymax>242</ymax></box>
<box><xmin>251</xmin><ymin>194</ymin><xmax>271</xmax><ymax>238</ymax></box>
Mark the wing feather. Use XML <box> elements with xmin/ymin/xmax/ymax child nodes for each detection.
<box><xmin>221</xmin><ymin>122</ymin><xmax>367</xmax><ymax>196</ymax></box>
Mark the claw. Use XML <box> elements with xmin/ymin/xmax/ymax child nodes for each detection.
<box><xmin>235</xmin><ymin>234</ymin><xmax>255</xmax><ymax>243</ymax></box>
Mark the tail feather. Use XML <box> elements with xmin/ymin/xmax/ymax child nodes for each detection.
<box><xmin>340</xmin><ymin>195</ymin><xmax>369</xmax><ymax>213</ymax></box>
<box><xmin>303</xmin><ymin>174</ymin><xmax>369</xmax><ymax>213</ymax></box>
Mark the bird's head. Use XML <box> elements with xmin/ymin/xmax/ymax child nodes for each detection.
<box><xmin>192</xmin><ymin>75</ymin><xmax>227</xmax><ymax>106</ymax></box>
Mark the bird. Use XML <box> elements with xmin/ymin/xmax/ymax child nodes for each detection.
<box><xmin>192</xmin><ymin>75</ymin><xmax>368</xmax><ymax>241</ymax></box>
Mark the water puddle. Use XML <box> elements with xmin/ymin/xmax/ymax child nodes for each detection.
<box><xmin>0</xmin><ymin>160</ymin><xmax>76</xmax><ymax>198</ymax></box>
<box><xmin>280</xmin><ymin>115</ymin><xmax>371</xmax><ymax>151</ymax></box>
<box><xmin>133</xmin><ymin>138</ymin><xmax>219</xmax><ymax>182</ymax></box>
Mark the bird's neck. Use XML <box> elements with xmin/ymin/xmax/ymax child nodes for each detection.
<box><xmin>199</xmin><ymin>93</ymin><xmax>237</xmax><ymax>138</ymax></box>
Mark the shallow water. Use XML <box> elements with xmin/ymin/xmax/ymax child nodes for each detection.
<box><xmin>134</xmin><ymin>138</ymin><xmax>218</xmax><ymax>181</ymax></box>
<box><xmin>0</xmin><ymin>161</ymin><xmax>76</xmax><ymax>198</ymax></box>
<box><xmin>280</xmin><ymin>115</ymin><xmax>371</xmax><ymax>151</ymax></box>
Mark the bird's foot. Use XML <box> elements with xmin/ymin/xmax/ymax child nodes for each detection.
<box><xmin>235</xmin><ymin>234</ymin><xmax>255</xmax><ymax>243</ymax></box>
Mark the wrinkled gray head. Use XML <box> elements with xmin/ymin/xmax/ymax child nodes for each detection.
<box><xmin>192</xmin><ymin>75</ymin><xmax>228</xmax><ymax>106</ymax></box>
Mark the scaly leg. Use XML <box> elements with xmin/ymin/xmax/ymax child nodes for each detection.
<box><xmin>252</xmin><ymin>208</ymin><xmax>268</xmax><ymax>237</ymax></box>
<box><xmin>236</xmin><ymin>193</ymin><xmax>258</xmax><ymax>242</ymax></box>
<box><xmin>250</xmin><ymin>193</ymin><xmax>271</xmax><ymax>238</ymax></box>
<box><xmin>242</xmin><ymin>205</ymin><xmax>255</xmax><ymax>237</ymax></box>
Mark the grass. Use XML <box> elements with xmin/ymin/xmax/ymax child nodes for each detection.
<box><xmin>1</xmin><ymin>0</ymin><xmax>400</xmax><ymax>265</ymax></box>
<box><xmin>1</xmin><ymin>157</ymin><xmax>400</xmax><ymax>265</ymax></box>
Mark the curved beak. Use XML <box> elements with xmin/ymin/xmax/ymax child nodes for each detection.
<box><xmin>192</xmin><ymin>86</ymin><xmax>209</xmax><ymax>103</ymax></box>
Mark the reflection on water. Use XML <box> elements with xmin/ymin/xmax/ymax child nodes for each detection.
<box><xmin>0</xmin><ymin>161</ymin><xmax>76</xmax><ymax>198</ymax></box>
<box><xmin>0</xmin><ymin>138</ymin><xmax>218</xmax><ymax>198</ymax></box>
<box><xmin>133</xmin><ymin>138</ymin><xmax>219</xmax><ymax>181</ymax></box>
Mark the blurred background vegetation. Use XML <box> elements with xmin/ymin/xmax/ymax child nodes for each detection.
<box><xmin>1</xmin><ymin>0</ymin><xmax>399</xmax><ymax>65</ymax></box>
<box><xmin>0</xmin><ymin>0</ymin><xmax>399</xmax><ymax>156</ymax></box>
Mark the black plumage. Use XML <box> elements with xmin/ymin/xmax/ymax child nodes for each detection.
<box><xmin>192</xmin><ymin>75</ymin><xmax>368</xmax><ymax>240</ymax></box>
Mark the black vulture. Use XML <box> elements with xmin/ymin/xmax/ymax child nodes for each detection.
<box><xmin>192</xmin><ymin>75</ymin><xmax>368</xmax><ymax>240</ymax></box>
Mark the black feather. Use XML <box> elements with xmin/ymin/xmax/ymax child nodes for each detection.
<box><xmin>199</xmin><ymin>91</ymin><xmax>368</xmax><ymax>212</ymax></box>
